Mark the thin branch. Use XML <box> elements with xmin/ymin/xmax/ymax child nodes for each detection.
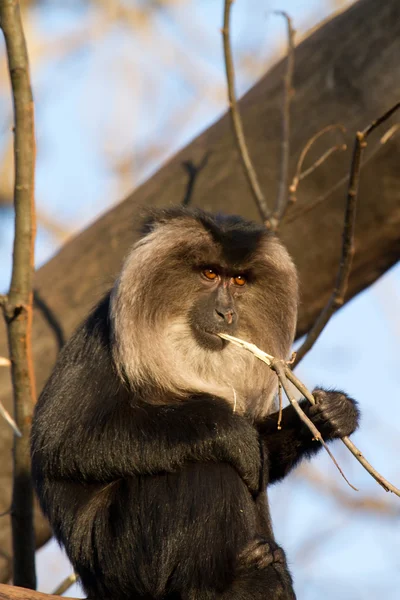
<box><xmin>285</xmin><ymin>117</ymin><xmax>400</xmax><ymax>226</ymax></box>
<box><xmin>181</xmin><ymin>152</ymin><xmax>210</xmax><ymax>207</ymax></box>
<box><xmin>219</xmin><ymin>333</ymin><xmax>400</xmax><ymax>498</ymax></box>
<box><xmin>294</xmin><ymin>102</ymin><xmax>400</xmax><ymax>367</ymax></box>
<box><xmin>52</xmin><ymin>573</ymin><xmax>78</xmax><ymax>596</ymax></box>
<box><xmin>270</xmin><ymin>11</ymin><xmax>295</xmax><ymax>231</ymax></box>
<box><xmin>0</xmin><ymin>0</ymin><xmax>37</xmax><ymax>589</ymax></box>
<box><xmin>222</xmin><ymin>0</ymin><xmax>270</xmax><ymax>222</ymax></box>
<box><xmin>273</xmin><ymin>359</ymin><xmax>357</xmax><ymax>490</ymax></box>
<box><xmin>289</xmin><ymin>124</ymin><xmax>347</xmax><ymax>204</ymax></box>
<box><xmin>284</xmin><ymin>368</ymin><xmax>400</xmax><ymax>495</ymax></box>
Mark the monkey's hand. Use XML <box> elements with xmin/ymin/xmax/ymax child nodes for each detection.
<box><xmin>307</xmin><ymin>389</ymin><xmax>360</xmax><ymax>440</ymax></box>
<box><xmin>257</xmin><ymin>389</ymin><xmax>360</xmax><ymax>485</ymax></box>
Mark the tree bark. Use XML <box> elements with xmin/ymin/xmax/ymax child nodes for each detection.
<box><xmin>0</xmin><ymin>0</ymin><xmax>399</xmax><ymax>582</ymax></box>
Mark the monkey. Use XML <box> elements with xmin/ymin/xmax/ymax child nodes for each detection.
<box><xmin>30</xmin><ymin>207</ymin><xmax>359</xmax><ymax>600</ymax></box>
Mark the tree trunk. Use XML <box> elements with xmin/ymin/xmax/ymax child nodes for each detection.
<box><xmin>0</xmin><ymin>0</ymin><xmax>399</xmax><ymax>581</ymax></box>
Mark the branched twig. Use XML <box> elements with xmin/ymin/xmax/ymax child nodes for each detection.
<box><xmin>0</xmin><ymin>0</ymin><xmax>37</xmax><ymax>589</ymax></box>
<box><xmin>222</xmin><ymin>0</ymin><xmax>270</xmax><ymax>222</ymax></box>
<box><xmin>219</xmin><ymin>333</ymin><xmax>356</xmax><ymax>490</ymax></box>
<box><xmin>52</xmin><ymin>573</ymin><xmax>78</xmax><ymax>596</ymax></box>
<box><xmin>285</xmin><ymin>117</ymin><xmax>400</xmax><ymax>225</ymax></box>
<box><xmin>270</xmin><ymin>11</ymin><xmax>295</xmax><ymax>232</ymax></box>
<box><xmin>181</xmin><ymin>153</ymin><xmax>210</xmax><ymax>207</ymax></box>
<box><xmin>294</xmin><ymin>102</ymin><xmax>400</xmax><ymax>367</ymax></box>
<box><xmin>219</xmin><ymin>333</ymin><xmax>400</xmax><ymax>498</ymax></box>
<box><xmin>289</xmin><ymin>124</ymin><xmax>347</xmax><ymax>204</ymax></box>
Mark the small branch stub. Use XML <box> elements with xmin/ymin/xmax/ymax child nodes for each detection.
<box><xmin>181</xmin><ymin>153</ymin><xmax>210</xmax><ymax>207</ymax></box>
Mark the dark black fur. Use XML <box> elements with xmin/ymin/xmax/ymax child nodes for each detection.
<box><xmin>31</xmin><ymin>209</ymin><xmax>359</xmax><ymax>600</ymax></box>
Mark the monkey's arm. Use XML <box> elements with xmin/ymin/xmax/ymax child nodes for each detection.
<box><xmin>256</xmin><ymin>389</ymin><xmax>360</xmax><ymax>484</ymax></box>
<box><xmin>31</xmin><ymin>300</ymin><xmax>261</xmax><ymax>492</ymax></box>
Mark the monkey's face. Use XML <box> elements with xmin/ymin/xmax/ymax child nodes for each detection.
<box><xmin>188</xmin><ymin>267</ymin><xmax>247</xmax><ymax>351</ymax></box>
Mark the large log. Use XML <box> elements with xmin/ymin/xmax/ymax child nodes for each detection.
<box><xmin>0</xmin><ymin>0</ymin><xmax>399</xmax><ymax>583</ymax></box>
<box><xmin>0</xmin><ymin>584</ymin><xmax>73</xmax><ymax>600</ymax></box>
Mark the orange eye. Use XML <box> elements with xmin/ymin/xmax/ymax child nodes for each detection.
<box><xmin>234</xmin><ymin>275</ymin><xmax>246</xmax><ymax>286</ymax></box>
<box><xmin>202</xmin><ymin>268</ymin><xmax>218</xmax><ymax>280</ymax></box>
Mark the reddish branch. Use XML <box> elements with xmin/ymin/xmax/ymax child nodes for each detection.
<box><xmin>0</xmin><ymin>0</ymin><xmax>37</xmax><ymax>590</ymax></box>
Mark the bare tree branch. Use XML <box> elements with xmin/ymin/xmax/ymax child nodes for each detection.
<box><xmin>289</xmin><ymin>124</ymin><xmax>347</xmax><ymax>205</ymax></box>
<box><xmin>222</xmin><ymin>0</ymin><xmax>270</xmax><ymax>222</ymax></box>
<box><xmin>270</xmin><ymin>11</ymin><xmax>296</xmax><ymax>231</ymax></box>
<box><xmin>0</xmin><ymin>0</ymin><xmax>37</xmax><ymax>589</ymax></box>
<box><xmin>294</xmin><ymin>102</ymin><xmax>400</xmax><ymax>366</ymax></box>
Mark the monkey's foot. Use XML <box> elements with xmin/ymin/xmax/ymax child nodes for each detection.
<box><xmin>238</xmin><ymin>536</ymin><xmax>286</xmax><ymax>571</ymax></box>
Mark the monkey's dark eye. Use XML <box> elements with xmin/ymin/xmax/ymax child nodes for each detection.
<box><xmin>202</xmin><ymin>268</ymin><xmax>218</xmax><ymax>281</ymax></box>
<box><xmin>233</xmin><ymin>275</ymin><xmax>246</xmax><ymax>286</ymax></box>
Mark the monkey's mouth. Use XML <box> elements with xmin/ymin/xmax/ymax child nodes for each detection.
<box><xmin>206</xmin><ymin>330</ymin><xmax>227</xmax><ymax>345</ymax></box>
<box><xmin>191</xmin><ymin>325</ymin><xmax>228</xmax><ymax>351</ymax></box>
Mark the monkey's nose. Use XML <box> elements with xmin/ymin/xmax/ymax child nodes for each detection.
<box><xmin>215</xmin><ymin>308</ymin><xmax>235</xmax><ymax>325</ymax></box>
